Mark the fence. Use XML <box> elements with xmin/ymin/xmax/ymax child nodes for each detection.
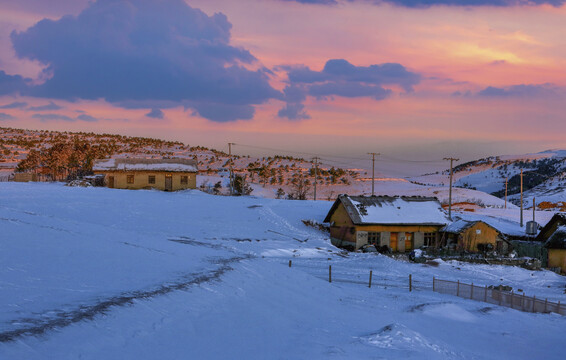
<box><xmin>287</xmin><ymin>260</ymin><xmax>566</xmax><ymax>316</ymax></box>
<box><xmin>433</xmin><ymin>278</ymin><xmax>565</xmax><ymax>316</ymax></box>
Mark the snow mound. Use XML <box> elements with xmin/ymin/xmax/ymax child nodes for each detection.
<box><xmin>361</xmin><ymin>323</ymin><xmax>454</xmax><ymax>356</ymax></box>
<box><xmin>412</xmin><ymin>302</ymin><xmax>477</xmax><ymax>322</ymax></box>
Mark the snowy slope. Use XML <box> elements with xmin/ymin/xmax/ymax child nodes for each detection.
<box><xmin>1</xmin><ymin>183</ymin><xmax>565</xmax><ymax>359</ymax></box>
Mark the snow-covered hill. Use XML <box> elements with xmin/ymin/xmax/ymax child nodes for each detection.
<box><xmin>411</xmin><ymin>150</ymin><xmax>566</xmax><ymax>209</ymax></box>
<box><xmin>1</xmin><ymin>183</ymin><xmax>564</xmax><ymax>359</ymax></box>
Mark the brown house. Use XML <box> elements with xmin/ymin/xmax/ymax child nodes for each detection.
<box><xmin>324</xmin><ymin>195</ymin><xmax>449</xmax><ymax>251</ymax></box>
<box><xmin>93</xmin><ymin>158</ymin><xmax>198</xmax><ymax>191</ymax></box>
<box><xmin>543</xmin><ymin>227</ymin><xmax>566</xmax><ymax>274</ymax></box>
<box><xmin>536</xmin><ymin>213</ymin><xmax>566</xmax><ymax>274</ymax></box>
<box><xmin>440</xmin><ymin>219</ymin><xmax>508</xmax><ymax>253</ymax></box>
<box><xmin>536</xmin><ymin>213</ymin><xmax>566</xmax><ymax>243</ymax></box>
<box><xmin>13</xmin><ymin>172</ymin><xmax>37</xmax><ymax>182</ymax></box>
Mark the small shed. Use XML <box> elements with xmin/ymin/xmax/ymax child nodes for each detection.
<box><xmin>440</xmin><ymin>219</ymin><xmax>506</xmax><ymax>253</ymax></box>
<box><xmin>93</xmin><ymin>158</ymin><xmax>198</xmax><ymax>191</ymax></box>
<box><xmin>324</xmin><ymin>195</ymin><xmax>448</xmax><ymax>251</ymax></box>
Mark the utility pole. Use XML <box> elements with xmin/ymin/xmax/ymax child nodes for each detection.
<box><xmin>312</xmin><ymin>157</ymin><xmax>320</xmax><ymax>201</ymax></box>
<box><xmin>504</xmin><ymin>177</ymin><xmax>508</xmax><ymax>209</ymax></box>
<box><xmin>368</xmin><ymin>152</ymin><xmax>380</xmax><ymax>196</ymax></box>
<box><xmin>444</xmin><ymin>157</ymin><xmax>459</xmax><ymax>221</ymax></box>
<box><xmin>228</xmin><ymin>142</ymin><xmax>235</xmax><ymax>195</ymax></box>
<box><xmin>521</xmin><ymin>169</ymin><xmax>523</xmax><ymax>227</ymax></box>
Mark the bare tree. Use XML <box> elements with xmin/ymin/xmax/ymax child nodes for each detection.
<box><xmin>289</xmin><ymin>174</ymin><xmax>311</xmax><ymax>200</ymax></box>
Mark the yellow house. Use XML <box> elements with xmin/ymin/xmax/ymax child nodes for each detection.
<box><xmin>536</xmin><ymin>213</ymin><xmax>566</xmax><ymax>273</ymax></box>
<box><xmin>13</xmin><ymin>172</ymin><xmax>37</xmax><ymax>182</ymax></box>
<box><xmin>544</xmin><ymin>226</ymin><xmax>566</xmax><ymax>274</ymax></box>
<box><xmin>324</xmin><ymin>195</ymin><xmax>448</xmax><ymax>251</ymax></box>
<box><xmin>440</xmin><ymin>219</ymin><xmax>507</xmax><ymax>253</ymax></box>
<box><xmin>93</xmin><ymin>158</ymin><xmax>197</xmax><ymax>191</ymax></box>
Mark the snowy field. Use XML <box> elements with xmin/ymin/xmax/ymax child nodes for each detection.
<box><xmin>1</xmin><ymin>183</ymin><xmax>565</xmax><ymax>359</ymax></box>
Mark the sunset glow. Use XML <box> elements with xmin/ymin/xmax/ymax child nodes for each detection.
<box><xmin>0</xmin><ymin>0</ymin><xmax>565</xmax><ymax>163</ymax></box>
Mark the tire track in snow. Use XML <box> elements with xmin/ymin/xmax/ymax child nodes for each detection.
<box><xmin>259</xmin><ymin>206</ymin><xmax>310</xmax><ymax>239</ymax></box>
<box><xmin>0</xmin><ymin>255</ymin><xmax>253</xmax><ymax>342</ymax></box>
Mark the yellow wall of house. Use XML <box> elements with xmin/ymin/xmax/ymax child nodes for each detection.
<box><xmin>329</xmin><ymin>204</ymin><xmax>354</xmax><ymax>227</ymax></box>
<box><xmin>548</xmin><ymin>249</ymin><xmax>566</xmax><ymax>274</ymax></box>
<box><xmin>94</xmin><ymin>171</ymin><xmax>196</xmax><ymax>191</ymax></box>
<box><xmin>14</xmin><ymin>173</ymin><xmax>37</xmax><ymax>182</ymax></box>
<box><xmin>459</xmin><ymin>222</ymin><xmax>499</xmax><ymax>252</ymax></box>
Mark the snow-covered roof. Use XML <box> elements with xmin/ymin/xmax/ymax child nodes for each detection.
<box><xmin>441</xmin><ymin>219</ymin><xmax>478</xmax><ymax>234</ymax></box>
<box><xmin>325</xmin><ymin>195</ymin><xmax>449</xmax><ymax>225</ymax></box>
<box><xmin>455</xmin><ymin>212</ymin><xmax>530</xmax><ymax>238</ymax></box>
<box><xmin>545</xmin><ymin>225</ymin><xmax>566</xmax><ymax>249</ymax></box>
<box><xmin>93</xmin><ymin>158</ymin><xmax>198</xmax><ymax>172</ymax></box>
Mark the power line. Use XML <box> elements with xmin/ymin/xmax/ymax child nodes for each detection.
<box><xmin>233</xmin><ymin>143</ymin><xmax>448</xmax><ymax>166</ymax></box>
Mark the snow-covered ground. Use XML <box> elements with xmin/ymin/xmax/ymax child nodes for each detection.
<box><xmin>1</xmin><ymin>183</ymin><xmax>565</xmax><ymax>359</ymax></box>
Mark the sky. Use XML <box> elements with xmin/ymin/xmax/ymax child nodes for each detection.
<box><xmin>0</xmin><ymin>0</ymin><xmax>565</xmax><ymax>172</ymax></box>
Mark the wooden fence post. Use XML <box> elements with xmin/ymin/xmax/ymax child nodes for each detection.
<box><xmin>558</xmin><ymin>300</ymin><xmax>561</xmax><ymax>314</ymax></box>
<box><xmin>522</xmin><ymin>293</ymin><xmax>525</xmax><ymax>311</ymax></box>
<box><xmin>369</xmin><ymin>270</ymin><xmax>372</xmax><ymax>288</ymax></box>
<box><xmin>433</xmin><ymin>277</ymin><xmax>435</xmax><ymax>292</ymax></box>
<box><xmin>532</xmin><ymin>296</ymin><xmax>536</xmax><ymax>313</ymax></box>
<box><xmin>499</xmin><ymin>290</ymin><xmax>502</xmax><ymax>306</ymax></box>
<box><xmin>289</xmin><ymin>260</ymin><xmax>292</xmax><ymax>268</ymax></box>
<box><xmin>544</xmin><ymin>298</ymin><xmax>547</xmax><ymax>313</ymax></box>
<box><xmin>409</xmin><ymin>274</ymin><xmax>412</xmax><ymax>292</ymax></box>
<box><xmin>329</xmin><ymin>265</ymin><xmax>332</xmax><ymax>283</ymax></box>
<box><xmin>470</xmin><ymin>283</ymin><xmax>474</xmax><ymax>300</ymax></box>
<box><xmin>484</xmin><ymin>285</ymin><xmax>487</xmax><ymax>302</ymax></box>
<box><xmin>457</xmin><ymin>280</ymin><xmax>460</xmax><ymax>297</ymax></box>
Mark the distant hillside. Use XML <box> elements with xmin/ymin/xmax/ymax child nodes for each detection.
<box><xmin>410</xmin><ymin>150</ymin><xmax>566</xmax><ymax>209</ymax></box>
<box><xmin>0</xmin><ymin>127</ymin><xmax>359</xmax><ymax>198</ymax></box>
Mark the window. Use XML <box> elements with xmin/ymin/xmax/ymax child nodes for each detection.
<box><xmin>148</xmin><ymin>175</ymin><xmax>155</xmax><ymax>184</ymax></box>
<box><xmin>127</xmin><ymin>175</ymin><xmax>134</xmax><ymax>184</ymax></box>
<box><xmin>368</xmin><ymin>232</ymin><xmax>380</xmax><ymax>245</ymax></box>
<box><xmin>424</xmin><ymin>232</ymin><xmax>436</xmax><ymax>247</ymax></box>
<box><xmin>180</xmin><ymin>175</ymin><xmax>188</xmax><ymax>185</ymax></box>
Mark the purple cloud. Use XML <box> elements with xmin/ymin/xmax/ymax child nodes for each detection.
<box><xmin>9</xmin><ymin>0</ymin><xmax>281</xmax><ymax>122</ymax></box>
<box><xmin>77</xmin><ymin>114</ymin><xmax>97</xmax><ymax>122</ymax></box>
<box><xmin>0</xmin><ymin>101</ymin><xmax>27</xmax><ymax>109</ymax></box>
<box><xmin>28</xmin><ymin>101</ymin><xmax>63</xmax><ymax>111</ymax></box>
<box><xmin>278</xmin><ymin>59</ymin><xmax>420</xmax><ymax>119</ymax></box>
<box><xmin>0</xmin><ymin>71</ymin><xmax>29</xmax><ymax>95</ymax></box>
<box><xmin>281</xmin><ymin>0</ymin><xmax>565</xmax><ymax>7</ymax></box>
<box><xmin>146</xmin><ymin>108</ymin><xmax>164</xmax><ymax>119</ymax></box>
<box><xmin>31</xmin><ymin>113</ymin><xmax>74</xmax><ymax>122</ymax></box>
<box><xmin>478</xmin><ymin>84</ymin><xmax>560</xmax><ymax>98</ymax></box>
<box><xmin>0</xmin><ymin>113</ymin><xmax>15</xmax><ymax>120</ymax></box>
<box><xmin>277</xmin><ymin>103</ymin><xmax>310</xmax><ymax>120</ymax></box>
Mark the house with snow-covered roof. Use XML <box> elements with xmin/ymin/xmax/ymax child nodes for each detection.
<box><xmin>543</xmin><ymin>225</ymin><xmax>566</xmax><ymax>274</ymax></box>
<box><xmin>323</xmin><ymin>195</ymin><xmax>449</xmax><ymax>251</ymax></box>
<box><xmin>440</xmin><ymin>219</ymin><xmax>508</xmax><ymax>253</ymax></box>
<box><xmin>93</xmin><ymin>158</ymin><xmax>198</xmax><ymax>191</ymax></box>
<box><xmin>535</xmin><ymin>213</ymin><xmax>566</xmax><ymax>273</ymax></box>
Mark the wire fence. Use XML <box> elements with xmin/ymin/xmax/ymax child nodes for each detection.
<box><xmin>433</xmin><ymin>278</ymin><xmax>565</xmax><ymax>316</ymax></box>
<box><xmin>287</xmin><ymin>260</ymin><xmax>565</xmax><ymax>316</ymax></box>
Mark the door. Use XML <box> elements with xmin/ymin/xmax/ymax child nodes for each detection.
<box><xmin>165</xmin><ymin>174</ymin><xmax>172</xmax><ymax>191</ymax></box>
<box><xmin>108</xmin><ymin>176</ymin><xmax>114</xmax><ymax>188</ymax></box>
<box><xmin>390</xmin><ymin>232</ymin><xmax>398</xmax><ymax>252</ymax></box>
<box><xmin>405</xmin><ymin>232</ymin><xmax>413</xmax><ymax>251</ymax></box>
